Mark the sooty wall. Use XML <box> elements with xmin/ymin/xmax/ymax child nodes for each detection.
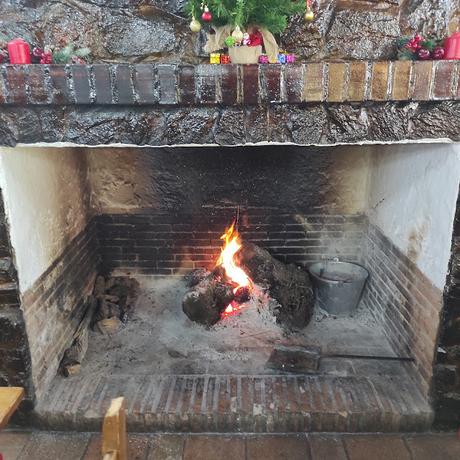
<box><xmin>87</xmin><ymin>145</ymin><xmax>370</xmax><ymax>274</ymax></box>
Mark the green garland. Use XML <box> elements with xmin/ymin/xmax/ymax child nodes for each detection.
<box><xmin>186</xmin><ymin>0</ymin><xmax>304</xmax><ymax>34</ymax></box>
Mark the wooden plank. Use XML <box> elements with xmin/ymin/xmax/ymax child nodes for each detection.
<box><xmin>102</xmin><ymin>397</ymin><xmax>127</xmax><ymax>460</ymax></box>
<box><xmin>0</xmin><ymin>387</ymin><xmax>24</xmax><ymax>429</ymax></box>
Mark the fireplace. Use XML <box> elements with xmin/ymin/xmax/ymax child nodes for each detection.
<box><xmin>0</xmin><ymin>137</ymin><xmax>459</xmax><ymax>431</ymax></box>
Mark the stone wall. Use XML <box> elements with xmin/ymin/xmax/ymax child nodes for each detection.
<box><xmin>0</xmin><ymin>186</ymin><xmax>34</xmax><ymax>407</ymax></box>
<box><xmin>1</xmin><ymin>1</ymin><xmax>459</xmax><ymax>63</ymax></box>
<box><xmin>0</xmin><ymin>62</ymin><xmax>459</xmax><ymax>148</ymax></box>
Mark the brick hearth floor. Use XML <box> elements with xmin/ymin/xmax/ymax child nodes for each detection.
<box><xmin>32</xmin><ymin>372</ymin><xmax>432</xmax><ymax>433</ymax></box>
<box><xmin>1</xmin><ymin>431</ymin><xmax>459</xmax><ymax>459</ymax></box>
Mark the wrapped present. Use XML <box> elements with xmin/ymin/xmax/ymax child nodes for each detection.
<box><xmin>286</xmin><ymin>53</ymin><xmax>296</xmax><ymax>64</ymax></box>
<box><xmin>277</xmin><ymin>53</ymin><xmax>287</xmax><ymax>64</ymax></box>
<box><xmin>210</xmin><ymin>53</ymin><xmax>221</xmax><ymax>64</ymax></box>
<box><xmin>220</xmin><ymin>54</ymin><xmax>231</xmax><ymax>64</ymax></box>
<box><xmin>258</xmin><ymin>54</ymin><xmax>269</xmax><ymax>64</ymax></box>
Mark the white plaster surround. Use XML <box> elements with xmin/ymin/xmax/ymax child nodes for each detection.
<box><xmin>0</xmin><ymin>142</ymin><xmax>458</xmax><ymax>294</ymax></box>
<box><xmin>368</xmin><ymin>143</ymin><xmax>460</xmax><ymax>290</ymax></box>
<box><xmin>0</xmin><ymin>146</ymin><xmax>91</xmax><ymax>292</ymax></box>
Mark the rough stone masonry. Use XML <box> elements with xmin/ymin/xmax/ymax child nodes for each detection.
<box><xmin>0</xmin><ymin>0</ymin><xmax>459</xmax><ymax>63</ymax></box>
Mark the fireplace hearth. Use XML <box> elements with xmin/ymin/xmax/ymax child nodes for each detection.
<box><xmin>0</xmin><ymin>54</ymin><xmax>459</xmax><ymax>430</ymax></box>
<box><xmin>1</xmin><ymin>140</ymin><xmax>458</xmax><ymax>432</ymax></box>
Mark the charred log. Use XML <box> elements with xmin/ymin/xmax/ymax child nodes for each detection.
<box><xmin>236</xmin><ymin>242</ymin><xmax>314</xmax><ymax>329</ymax></box>
<box><xmin>59</xmin><ymin>296</ymin><xmax>97</xmax><ymax>377</ymax></box>
<box><xmin>182</xmin><ymin>274</ymin><xmax>234</xmax><ymax>326</ymax></box>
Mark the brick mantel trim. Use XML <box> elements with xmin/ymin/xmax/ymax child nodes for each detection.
<box><xmin>0</xmin><ymin>61</ymin><xmax>459</xmax><ymax>107</ymax></box>
<box><xmin>0</xmin><ymin>61</ymin><xmax>459</xmax><ymax>147</ymax></box>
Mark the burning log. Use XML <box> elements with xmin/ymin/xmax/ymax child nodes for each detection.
<box><xmin>182</xmin><ymin>271</ymin><xmax>234</xmax><ymax>326</ymax></box>
<box><xmin>236</xmin><ymin>242</ymin><xmax>315</xmax><ymax>330</ymax></box>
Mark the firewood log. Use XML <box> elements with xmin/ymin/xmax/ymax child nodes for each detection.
<box><xmin>182</xmin><ymin>275</ymin><xmax>234</xmax><ymax>326</ymax></box>
<box><xmin>60</xmin><ymin>296</ymin><xmax>97</xmax><ymax>376</ymax></box>
<box><xmin>236</xmin><ymin>242</ymin><xmax>315</xmax><ymax>329</ymax></box>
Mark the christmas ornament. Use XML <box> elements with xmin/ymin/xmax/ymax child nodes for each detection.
<box><xmin>190</xmin><ymin>17</ymin><xmax>202</xmax><ymax>32</ymax></box>
<box><xmin>396</xmin><ymin>34</ymin><xmax>446</xmax><ymax>61</ymax></box>
<box><xmin>220</xmin><ymin>54</ymin><xmax>231</xmax><ymax>64</ymax></box>
<box><xmin>225</xmin><ymin>36</ymin><xmax>236</xmax><ymax>47</ymax></box>
<box><xmin>248</xmin><ymin>31</ymin><xmax>263</xmax><ymax>47</ymax></box>
<box><xmin>277</xmin><ymin>52</ymin><xmax>287</xmax><ymax>64</ymax></box>
<box><xmin>444</xmin><ymin>32</ymin><xmax>460</xmax><ymax>60</ymax></box>
<box><xmin>232</xmin><ymin>25</ymin><xmax>244</xmax><ymax>43</ymax></box>
<box><xmin>432</xmin><ymin>46</ymin><xmax>445</xmax><ymax>60</ymax></box>
<box><xmin>187</xmin><ymin>0</ymin><xmax>304</xmax><ymax>36</ymax></box>
<box><xmin>201</xmin><ymin>5</ymin><xmax>212</xmax><ymax>22</ymax></box>
<box><xmin>286</xmin><ymin>53</ymin><xmax>296</xmax><ymax>64</ymax></box>
<box><xmin>242</xmin><ymin>33</ymin><xmax>251</xmax><ymax>46</ymax></box>
<box><xmin>304</xmin><ymin>0</ymin><xmax>314</xmax><ymax>22</ymax></box>
<box><xmin>417</xmin><ymin>48</ymin><xmax>431</xmax><ymax>60</ymax></box>
<box><xmin>7</xmin><ymin>38</ymin><xmax>31</xmax><ymax>64</ymax></box>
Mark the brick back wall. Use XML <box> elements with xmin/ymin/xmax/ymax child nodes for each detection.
<box><xmin>20</xmin><ymin>219</ymin><xmax>100</xmax><ymax>401</ymax></box>
<box><xmin>363</xmin><ymin>224</ymin><xmax>444</xmax><ymax>396</ymax></box>
<box><xmin>433</xmin><ymin>187</ymin><xmax>460</xmax><ymax>428</ymax></box>
<box><xmin>0</xmin><ymin>187</ymin><xmax>34</xmax><ymax>405</ymax></box>
<box><xmin>96</xmin><ymin>210</ymin><xmax>367</xmax><ymax>275</ymax></box>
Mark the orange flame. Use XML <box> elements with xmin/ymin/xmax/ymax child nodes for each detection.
<box><xmin>217</xmin><ymin>220</ymin><xmax>251</xmax><ymax>317</ymax></box>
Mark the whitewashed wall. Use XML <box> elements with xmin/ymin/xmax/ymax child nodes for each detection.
<box><xmin>368</xmin><ymin>143</ymin><xmax>460</xmax><ymax>289</ymax></box>
<box><xmin>0</xmin><ymin>147</ymin><xmax>91</xmax><ymax>292</ymax></box>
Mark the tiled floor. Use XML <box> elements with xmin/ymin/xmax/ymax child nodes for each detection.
<box><xmin>0</xmin><ymin>431</ymin><xmax>459</xmax><ymax>460</ymax></box>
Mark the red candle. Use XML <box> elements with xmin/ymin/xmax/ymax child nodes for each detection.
<box><xmin>444</xmin><ymin>32</ymin><xmax>460</xmax><ymax>60</ymax></box>
<box><xmin>7</xmin><ymin>38</ymin><xmax>31</xmax><ymax>64</ymax></box>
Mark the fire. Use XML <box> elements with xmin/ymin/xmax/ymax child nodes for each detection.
<box><xmin>217</xmin><ymin>220</ymin><xmax>251</xmax><ymax>317</ymax></box>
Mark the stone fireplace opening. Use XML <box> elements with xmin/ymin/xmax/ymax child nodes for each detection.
<box><xmin>0</xmin><ymin>141</ymin><xmax>458</xmax><ymax>432</ymax></box>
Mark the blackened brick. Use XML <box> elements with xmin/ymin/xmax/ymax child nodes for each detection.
<box><xmin>27</xmin><ymin>65</ymin><xmax>49</xmax><ymax>104</ymax></box>
<box><xmin>220</xmin><ymin>65</ymin><xmax>238</xmax><ymax>105</ymax></box>
<box><xmin>6</xmin><ymin>65</ymin><xmax>27</xmax><ymax>105</ymax></box>
<box><xmin>71</xmin><ymin>65</ymin><xmax>91</xmax><ymax>104</ymax></box>
<box><xmin>93</xmin><ymin>64</ymin><xmax>113</xmax><ymax>104</ymax></box>
<box><xmin>115</xmin><ymin>64</ymin><xmax>134</xmax><ymax>104</ymax></box>
<box><xmin>262</xmin><ymin>65</ymin><xmax>281</xmax><ymax>103</ymax></box>
<box><xmin>242</xmin><ymin>65</ymin><xmax>259</xmax><ymax>105</ymax></box>
<box><xmin>133</xmin><ymin>64</ymin><xmax>155</xmax><ymax>104</ymax></box>
<box><xmin>157</xmin><ymin>65</ymin><xmax>177</xmax><ymax>104</ymax></box>
<box><xmin>178</xmin><ymin>66</ymin><xmax>196</xmax><ymax>105</ymax></box>
<box><xmin>285</xmin><ymin>65</ymin><xmax>304</xmax><ymax>103</ymax></box>
<box><xmin>197</xmin><ymin>65</ymin><xmax>217</xmax><ymax>104</ymax></box>
<box><xmin>0</xmin><ymin>68</ymin><xmax>6</xmax><ymax>104</ymax></box>
<box><xmin>49</xmin><ymin>65</ymin><xmax>72</xmax><ymax>104</ymax></box>
<box><xmin>433</xmin><ymin>61</ymin><xmax>455</xmax><ymax>99</ymax></box>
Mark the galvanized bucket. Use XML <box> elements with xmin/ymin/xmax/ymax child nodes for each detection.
<box><xmin>308</xmin><ymin>260</ymin><xmax>369</xmax><ymax>316</ymax></box>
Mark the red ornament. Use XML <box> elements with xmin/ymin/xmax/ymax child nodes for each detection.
<box><xmin>444</xmin><ymin>31</ymin><xmax>460</xmax><ymax>60</ymax></box>
<box><xmin>248</xmin><ymin>31</ymin><xmax>263</xmax><ymax>47</ymax></box>
<box><xmin>417</xmin><ymin>48</ymin><xmax>431</xmax><ymax>60</ymax></box>
<box><xmin>7</xmin><ymin>38</ymin><xmax>31</xmax><ymax>64</ymax></box>
<box><xmin>201</xmin><ymin>6</ymin><xmax>212</xmax><ymax>22</ymax></box>
<box><xmin>432</xmin><ymin>46</ymin><xmax>445</xmax><ymax>60</ymax></box>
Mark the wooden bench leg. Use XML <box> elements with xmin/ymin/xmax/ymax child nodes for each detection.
<box><xmin>102</xmin><ymin>397</ymin><xmax>127</xmax><ymax>460</ymax></box>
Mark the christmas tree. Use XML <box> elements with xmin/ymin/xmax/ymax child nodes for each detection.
<box><xmin>186</xmin><ymin>0</ymin><xmax>305</xmax><ymax>35</ymax></box>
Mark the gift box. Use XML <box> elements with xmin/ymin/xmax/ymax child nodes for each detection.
<box><xmin>228</xmin><ymin>45</ymin><xmax>262</xmax><ymax>64</ymax></box>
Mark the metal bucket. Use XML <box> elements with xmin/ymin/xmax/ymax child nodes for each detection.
<box><xmin>309</xmin><ymin>260</ymin><xmax>369</xmax><ymax>316</ymax></box>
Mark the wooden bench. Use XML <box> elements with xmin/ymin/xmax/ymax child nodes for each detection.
<box><xmin>0</xmin><ymin>387</ymin><xmax>24</xmax><ymax>429</ymax></box>
<box><xmin>102</xmin><ymin>397</ymin><xmax>127</xmax><ymax>460</ymax></box>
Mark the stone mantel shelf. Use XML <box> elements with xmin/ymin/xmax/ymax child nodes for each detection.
<box><xmin>0</xmin><ymin>61</ymin><xmax>459</xmax><ymax>107</ymax></box>
<box><xmin>0</xmin><ymin>61</ymin><xmax>459</xmax><ymax>147</ymax></box>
